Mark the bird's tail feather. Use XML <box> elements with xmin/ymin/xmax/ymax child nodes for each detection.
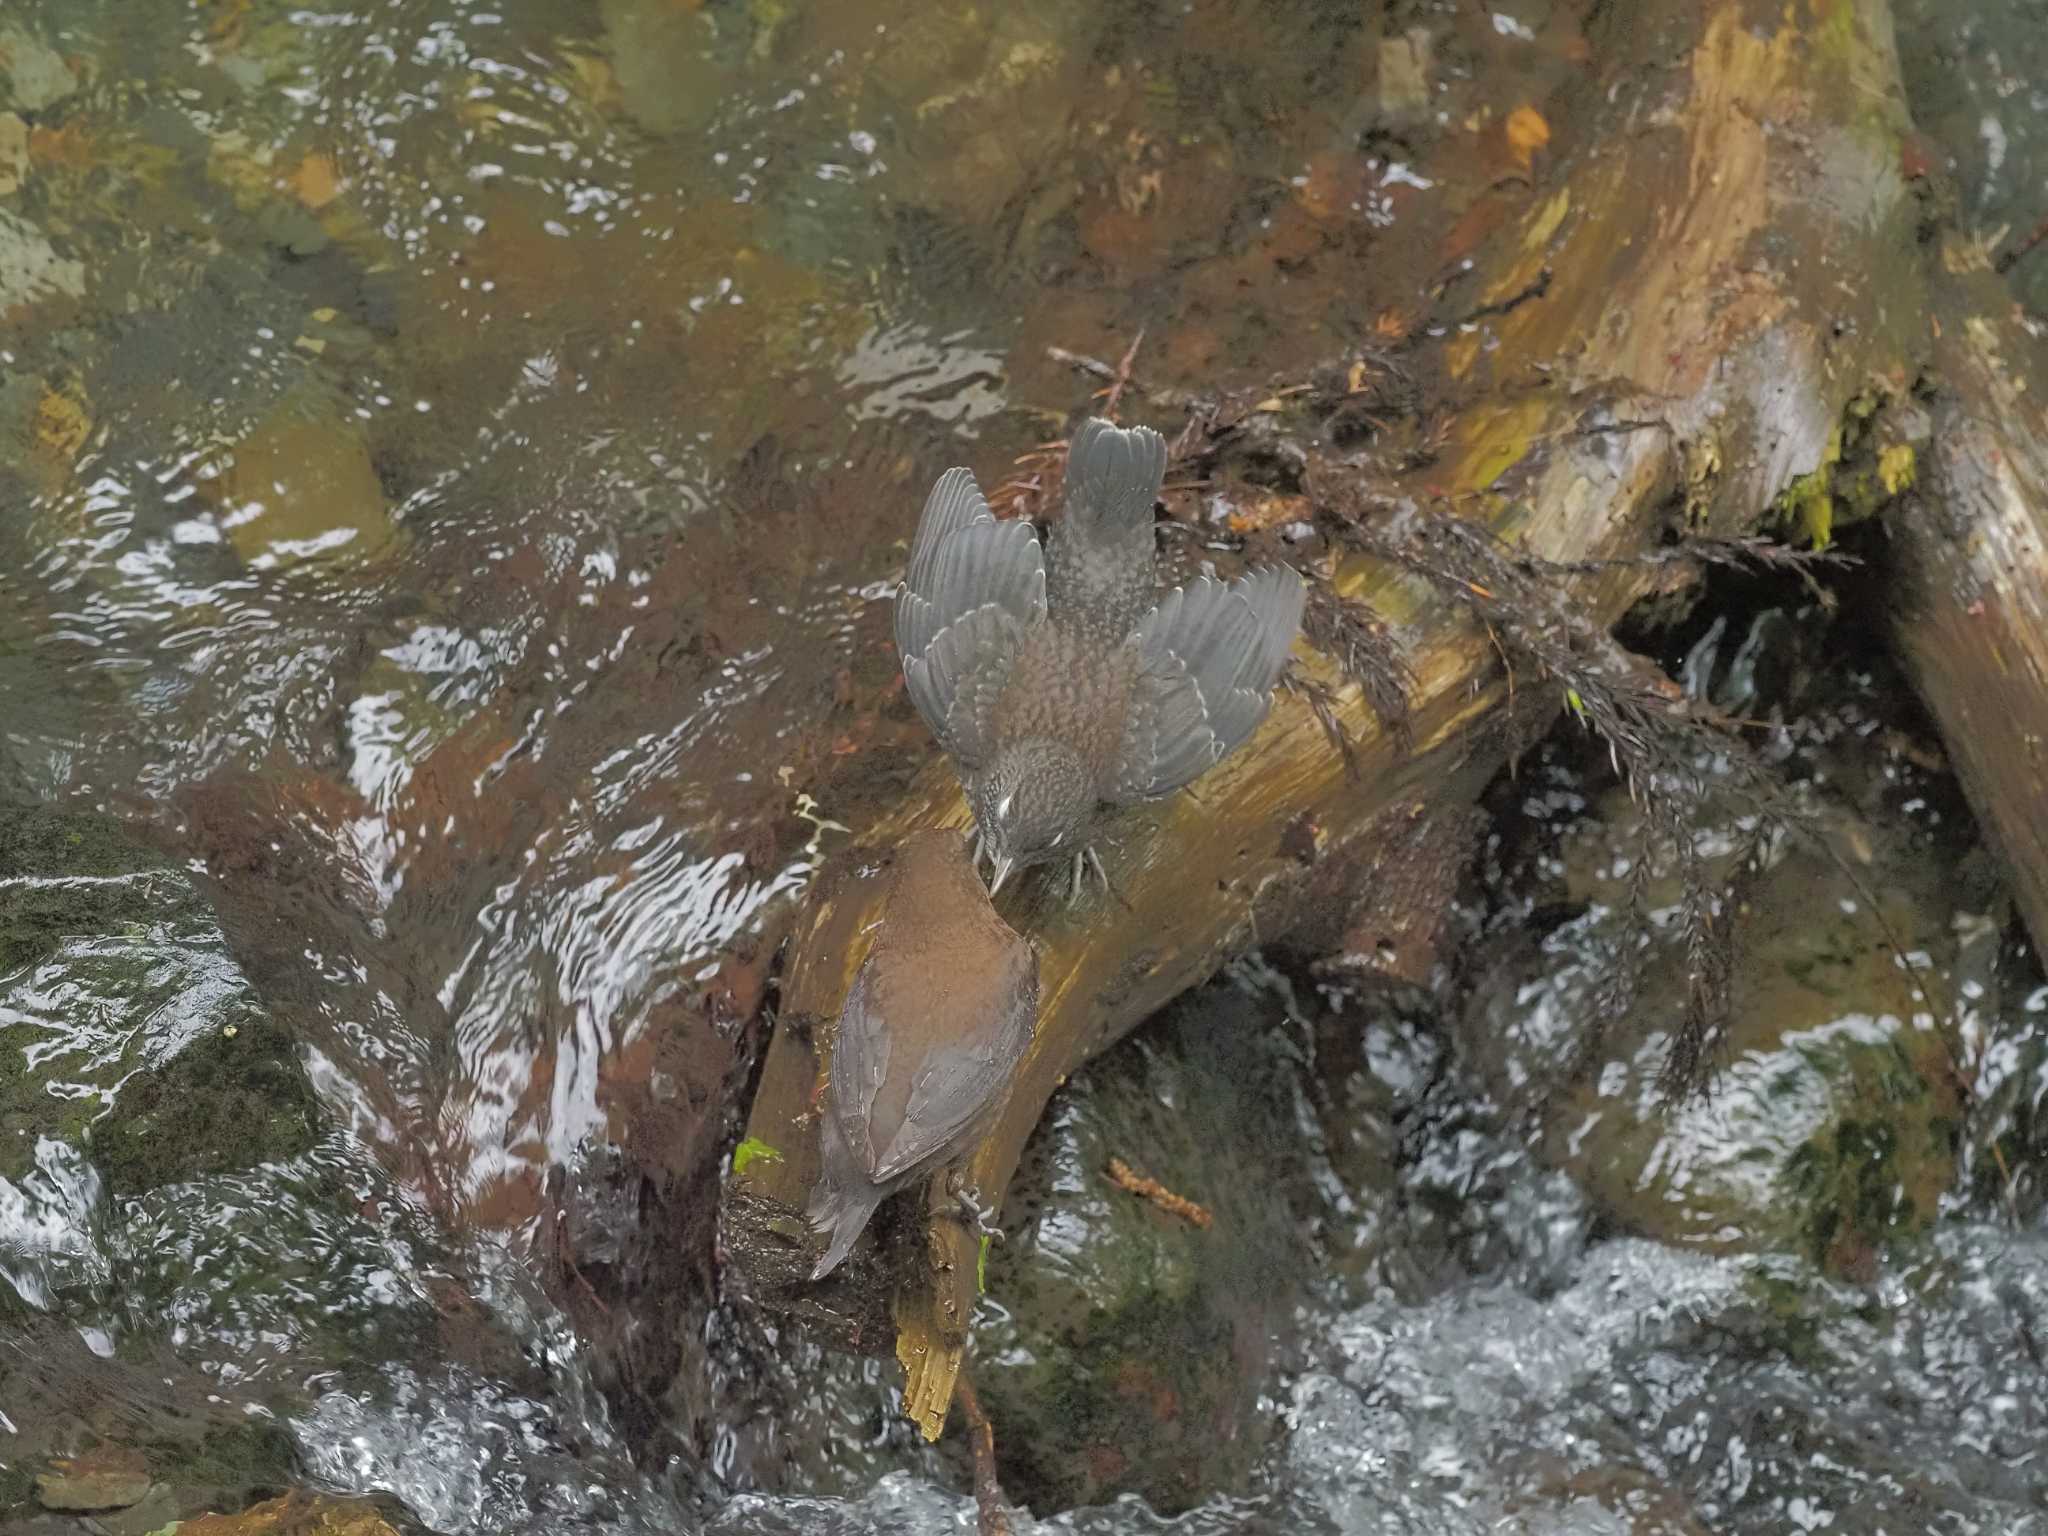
<box><xmin>1063</xmin><ymin>417</ymin><xmax>1168</xmax><ymax>538</ymax></box>
<box><xmin>807</xmin><ymin>1182</ymin><xmax>885</xmax><ymax>1281</ymax></box>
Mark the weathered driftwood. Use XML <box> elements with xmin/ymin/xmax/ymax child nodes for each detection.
<box><xmin>725</xmin><ymin>0</ymin><xmax>1924</xmax><ymax>1438</ymax></box>
<box><xmin>1884</xmin><ymin>257</ymin><xmax>2048</xmax><ymax>950</ymax></box>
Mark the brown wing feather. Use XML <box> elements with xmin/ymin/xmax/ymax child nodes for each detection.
<box><xmin>872</xmin><ymin>940</ymin><xmax>1038</xmax><ymax>1184</ymax></box>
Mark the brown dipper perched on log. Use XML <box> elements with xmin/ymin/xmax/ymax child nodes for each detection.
<box><xmin>806</xmin><ymin>828</ymin><xmax>1039</xmax><ymax>1281</ymax></box>
<box><xmin>896</xmin><ymin>417</ymin><xmax>1305</xmax><ymax>899</ymax></box>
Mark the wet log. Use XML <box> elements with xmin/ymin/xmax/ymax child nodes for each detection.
<box><xmin>1884</xmin><ymin>259</ymin><xmax>2048</xmax><ymax>951</ymax></box>
<box><xmin>724</xmin><ymin>0</ymin><xmax>1923</xmax><ymax>1438</ymax></box>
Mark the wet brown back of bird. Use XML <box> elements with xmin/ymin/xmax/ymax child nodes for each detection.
<box><xmin>847</xmin><ymin>831</ymin><xmax>1039</xmax><ymax>1182</ymax></box>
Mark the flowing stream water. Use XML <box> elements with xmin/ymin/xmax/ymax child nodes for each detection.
<box><xmin>4</xmin><ymin>1</ymin><xmax>2048</xmax><ymax>1532</ymax></box>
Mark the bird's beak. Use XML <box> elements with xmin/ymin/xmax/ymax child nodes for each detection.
<box><xmin>988</xmin><ymin>853</ymin><xmax>1016</xmax><ymax>895</ymax></box>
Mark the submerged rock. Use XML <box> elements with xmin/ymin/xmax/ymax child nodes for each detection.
<box><xmin>214</xmin><ymin>393</ymin><xmax>402</xmax><ymax>570</ymax></box>
<box><xmin>975</xmin><ymin>968</ymin><xmax>1378</xmax><ymax>1516</ymax></box>
<box><xmin>1451</xmin><ymin>604</ymin><xmax>1982</xmax><ymax>1274</ymax></box>
<box><xmin>0</xmin><ymin>112</ymin><xmax>26</xmax><ymax>197</ymax></box>
<box><xmin>1375</xmin><ymin>27</ymin><xmax>1435</xmax><ymax>127</ymax></box>
<box><xmin>169</xmin><ymin>1491</ymin><xmax>401</xmax><ymax>1536</ymax></box>
<box><xmin>0</xmin><ymin>802</ymin><xmax>321</xmax><ymax>1193</ymax></box>
<box><xmin>598</xmin><ymin>0</ymin><xmax>724</xmax><ymax>138</ymax></box>
<box><xmin>1495</xmin><ymin>809</ymin><xmax>1965</xmax><ymax>1270</ymax></box>
<box><xmin>0</xmin><ymin>27</ymin><xmax>79</xmax><ymax>113</ymax></box>
<box><xmin>35</xmin><ymin>1445</ymin><xmax>151</xmax><ymax>1512</ymax></box>
<box><xmin>0</xmin><ymin>208</ymin><xmax>85</xmax><ymax>315</ymax></box>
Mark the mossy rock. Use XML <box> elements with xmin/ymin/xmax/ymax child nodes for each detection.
<box><xmin>87</xmin><ymin>1008</ymin><xmax>320</xmax><ymax>1196</ymax></box>
<box><xmin>103</xmin><ymin>1141</ymin><xmax>470</xmax><ymax>1389</ymax></box>
<box><xmin>974</xmin><ymin>979</ymin><xmax>1326</xmax><ymax>1515</ymax></box>
<box><xmin>0</xmin><ymin>802</ymin><xmax>320</xmax><ymax>1191</ymax></box>
<box><xmin>981</xmin><ymin>1276</ymin><xmax>1245</xmax><ymax>1513</ymax></box>
<box><xmin>0</xmin><ymin>1453</ymin><xmax>34</xmax><ymax>1515</ymax></box>
<box><xmin>0</xmin><ymin>802</ymin><xmax>185</xmax><ymax>973</ymax></box>
<box><xmin>1495</xmin><ymin>800</ymin><xmax>1963</xmax><ymax>1272</ymax></box>
<box><xmin>145</xmin><ymin>1421</ymin><xmax>301</xmax><ymax>1509</ymax></box>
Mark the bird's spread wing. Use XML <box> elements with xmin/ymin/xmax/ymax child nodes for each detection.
<box><xmin>904</xmin><ymin>605</ymin><xmax>1026</xmax><ymax>771</ymax></box>
<box><xmin>872</xmin><ymin>946</ymin><xmax>1038</xmax><ymax>1185</ymax></box>
<box><xmin>895</xmin><ymin>468</ymin><xmax>1045</xmax><ymax>767</ymax></box>
<box><xmin>897</xmin><ymin>470</ymin><xmax>1044</xmax><ymax>659</ymax></box>
<box><xmin>1110</xmin><ymin>565</ymin><xmax>1306</xmax><ymax>802</ymax></box>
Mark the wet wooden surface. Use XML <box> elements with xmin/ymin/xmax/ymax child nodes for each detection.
<box><xmin>1886</xmin><ymin>258</ymin><xmax>2048</xmax><ymax>951</ymax></box>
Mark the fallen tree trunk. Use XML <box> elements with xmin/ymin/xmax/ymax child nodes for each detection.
<box><xmin>1883</xmin><ymin>255</ymin><xmax>2048</xmax><ymax>950</ymax></box>
<box><xmin>725</xmin><ymin>0</ymin><xmax>1926</xmax><ymax>1437</ymax></box>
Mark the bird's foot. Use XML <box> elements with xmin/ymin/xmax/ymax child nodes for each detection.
<box><xmin>948</xmin><ymin>1187</ymin><xmax>1005</xmax><ymax>1241</ymax></box>
<box><xmin>941</xmin><ymin>1170</ymin><xmax>1005</xmax><ymax>1240</ymax></box>
<box><xmin>1066</xmin><ymin>845</ymin><xmax>1111</xmax><ymax>905</ymax></box>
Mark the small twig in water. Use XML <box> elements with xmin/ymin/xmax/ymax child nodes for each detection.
<box><xmin>1096</xmin><ymin>329</ymin><xmax>1146</xmax><ymax>421</ymax></box>
<box><xmin>1996</xmin><ymin>211</ymin><xmax>2048</xmax><ymax>275</ymax></box>
<box><xmin>1046</xmin><ymin>337</ymin><xmax>1191</xmax><ymax>412</ymax></box>
<box><xmin>1105</xmin><ymin>1158</ymin><xmax>1213</xmax><ymax>1228</ymax></box>
<box><xmin>956</xmin><ymin>1371</ymin><xmax>1015</xmax><ymax>1536</ymax></box>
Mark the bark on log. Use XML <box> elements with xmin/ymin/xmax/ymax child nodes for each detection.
<box><xmin>1884</xmin><ymin>256</ymin><xmax>2048</xmax><ymax>951</ymax></box>
<box><xmin>723</xmin><ymin>0</ymin><xmax>1924</xmax><ymax>1439</ymax></box>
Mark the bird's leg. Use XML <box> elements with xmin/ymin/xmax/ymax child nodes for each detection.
<box><xmin>951</xmin><ymin>1188</ymin><xmax>1005</xmax><ymax>1241</ymax></box>
<box><xmin>942</xmin><ymin>1166</ymin><xmax>1005</xmax><ymax>1241</ymax></box>
<box><xmin>1066</xmin><ymin>845</ymin><xmax>1112</xmax><ymax>905</ymax></box>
